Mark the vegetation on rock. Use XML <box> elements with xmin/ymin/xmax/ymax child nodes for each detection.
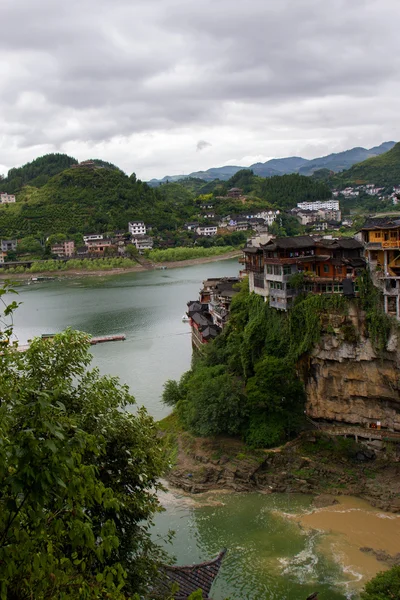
<box><xmin>163</xmin><ymin>282</ymin><xmax>354</xmax><ymax>448</ymax></box>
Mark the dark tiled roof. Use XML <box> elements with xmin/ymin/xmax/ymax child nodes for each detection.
<box><xmin>360</xmin><ymin>217</ymin><xmax>400</xmax><ymax>230</ymax></box>
<box><xmin>191</xmin><ymin>312</ymin><xmax>211</xmax><ymax>328</ymax></box>
<box><xmin>202</xmin><ymin>326</ymin><xmax>219</xmax><ymax>340</ymax></box>
<box><xmin>218</xmin><ymin>289</ymin><xmax>238</xmax><ymax>298</ymax></box>
<box><xmin>263</xmin><ymin>235</ymin><xmax>315</xmax><ymax>250</ymax></box>
<box><xmin>243</xmin><ymin>246</ymin><xmax>262</xmax><ymax>254</ymax></box>
<box><xmin>154</xmin><ymin>549</ymin><xmax>227</xmax><ymax>599</ymax></box>
<box><xmin>316</xmin><ymin>238</ymin><xmax>363</xmax><ymax>250</ymax></box>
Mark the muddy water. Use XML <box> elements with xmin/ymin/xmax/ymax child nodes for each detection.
<box><xmin>297</xmin><ymin>496</ymin><xmax>400</xmax><ymax>592</ymax></box>
<box><xmin>154</xmin><ymin>488</ymin><xmax>400</xmax><ymax>599</ymax></box>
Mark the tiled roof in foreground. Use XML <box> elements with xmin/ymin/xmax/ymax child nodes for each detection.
<box><xmin>153</xmin><ymin>549</ymin><xmax>227</xmax><ymax>599</ymax></box>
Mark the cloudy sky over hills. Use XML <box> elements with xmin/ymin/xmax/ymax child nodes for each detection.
<box><xmin>1</xmin><ymin>0</ymin><xmax>399</xmax><ymax>179</ymax></box>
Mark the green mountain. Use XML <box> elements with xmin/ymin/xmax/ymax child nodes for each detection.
<box><xmin>0</xmin><ymin>165</ymin><xmax>160</xmax><ymax>238</ymax></box>
<box><xmin>333</xmin><ymin>142</ymin><xmax>400</xmax><ymax>187</ymax></box>
<box><xmin>148</xmin><ymin>142</ymin><xmax>396</xmax><ymax>184</ymax></box>
<box><xmin>0</xmin><ymin>154</ymin><xmax>78</xmax><ymax>193</ymax></box>
<box><xmin>0</xmin><ymin>154</ymin><xmax>332</xmax><ymax>239</ymax></box>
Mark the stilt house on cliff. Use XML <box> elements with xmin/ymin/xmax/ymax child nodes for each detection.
<box><xmin>243</xmin><ymin>235</ymin><xmax>365</xmax><ymax>310</ymax></box>
<box><xmin>359</xmin><ymin>216</ymin><xmax>400</xmax><ymax>319</ymax></box>
<box><xmin>186</xmin><ymin>277</ymin><xmax>240</xmax><ymax>350</ymax></box>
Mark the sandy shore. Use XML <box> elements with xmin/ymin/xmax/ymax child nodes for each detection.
<box><xmin>0</xmin><ymin>250</ymin><xmax>242</xmax><ymax>281</ymax></box>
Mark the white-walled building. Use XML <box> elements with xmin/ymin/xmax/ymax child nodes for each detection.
<box><xmin>297</xmin><ymin>199</ymin><xmax>339</xmax><ymax>211</ymax></box>
<box><xmin>0</xmin><ymin>193</ymin><xmax>16</xmax><ymax>204</ymax></box>
<box><xmin>0</xmin><ymin>239</ymin><xmax>17</xmax><ymax>252</ymax></box>
<box><xmin>129</xmin><ymin>221</ymin><xmax>146</xmax><ymax>236</ymax></box>
<box><xmin>83</xmin><ymin>234</ymin><xmax>103</xmax><ymax>243</ymax></box>
<box><xmin>196</xmin><ymin>225</ymin><xmax>218</xmax><ymax>236</ymax></box>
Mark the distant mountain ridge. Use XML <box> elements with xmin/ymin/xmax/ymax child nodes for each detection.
<box><xmin>333</xmin><ymin>141</ymin><xmax>400</xmax><ymax>187</ymax></box>
<box><xmin>148</xmin><ymin>141</ymin><xmax>396</xmax><ymax>185</ymax></box>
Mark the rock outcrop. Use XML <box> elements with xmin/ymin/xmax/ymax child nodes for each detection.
<box><xmin>305</xmin><ymin>304</ymin><xmax>400</xmax><ymax>431</ymax></box>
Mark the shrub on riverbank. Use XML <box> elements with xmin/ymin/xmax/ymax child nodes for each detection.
<box><xmin>4</xmin><ymin>257</ymin><xmax>139</xmax><ymax>273</ymax></box>
<box><xmin>148</xmin><ymin>245</ymin><xmax>235</xmax><ymax>262</ymax></box>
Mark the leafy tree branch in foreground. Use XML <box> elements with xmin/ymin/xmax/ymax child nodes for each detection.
<box><xmin>0</xmin><ymin>285</ymin><xmax>169</xmax><ymax>599</ymax></box>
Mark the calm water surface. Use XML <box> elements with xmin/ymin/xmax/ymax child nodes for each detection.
<box><xmin>11</xmin><ymin>260</ymin><xmax>239</xmax><ymax>419</ymax></box>
<box><xmin>9</xmin><ymin>260</ymin><xmax>391</xmax><ymax>599</ymax></box>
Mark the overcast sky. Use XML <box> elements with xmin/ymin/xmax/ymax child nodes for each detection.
<box><xmin>1</xmin><ymin>0</ymin><xmax>399</xmax><ymax>180</ymax></box>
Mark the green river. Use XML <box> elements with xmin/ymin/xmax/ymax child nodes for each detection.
<box><xmin>8</xmin><ymin>260</ymin><xmax>397</xmax><ymax>600</ymax></box>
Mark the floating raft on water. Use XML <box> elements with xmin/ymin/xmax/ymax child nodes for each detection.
<box><xmin>89</xmin><ymin>334</ymin><xmax>126</xmax><ymax>345</ymax></box>
<box><xmin>15</xmin><ymin>333</ymin><xmax>126</xmax><ymax>352</ymax></box>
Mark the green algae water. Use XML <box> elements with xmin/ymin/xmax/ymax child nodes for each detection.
<box><xmin>8</xmin><ymin>260</ymin><xmax>392</xmax><ymax>599</ymax></box>
<box><xmin>154</xmin><ymin>489</ymin><xmax>359</xmax><ymax>600</ymax></box>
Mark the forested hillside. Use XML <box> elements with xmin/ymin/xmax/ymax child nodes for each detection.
<box><xmin>0</xmin><ymin>154</ymin><xmax>332</xmax><ymax>238</ymax></box>
<box><xmin>0</xmin><ymin>154</ymin><xmax>78</xmax><ymax>193</ymax></box>
<box><xmin>333</xmin><ymin>142</ymin><xmax>400</xmax><ymax>187</ymax></box>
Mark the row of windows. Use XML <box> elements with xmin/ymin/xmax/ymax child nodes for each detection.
<box><xmin>372</xmin><ymin>231</ymin><xmax>398</xmax><ymax>239</ymax></box>
<box><xmin>266</xmin><ymin>264</ymin><xmax>282</xmax><ymax>275</ymax></box>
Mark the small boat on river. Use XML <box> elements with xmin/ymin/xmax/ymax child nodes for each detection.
<box><xmin>181</xmin><ymin>314</ymin><xmax>190</xmax><ymax>322</ymax></box>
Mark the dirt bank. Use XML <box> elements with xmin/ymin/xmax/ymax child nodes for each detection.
<box><xmin>0</xmin><ymin>250</ymin><xmax>241</xmax><ymax>281</ymax></box>
<box><xmin>163</xmin><ymin>425</ymin><xmax>400</xmax><ymax>513</ymax></box>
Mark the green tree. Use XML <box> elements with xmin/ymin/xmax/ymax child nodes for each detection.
<box><xmin>361</xmin><ymin>566</ymin><xmax>400</xmax><ymax>600</ymax></box>
<box><xmin>174</xmin><ymin>365</ymin><xmax>247</xmax><ymax>436</ymax></box>
<box><xmin>125</xmin><ymin>244</ymin><xmax>139</xmax><ymax>258</ymax></box>
<box><xmin>0</xmin><ymin>287</ymin><xmax>168</xmax><ymax>598</ymax></box>
<box><xmin>17</xmin><ymin>235</ymin><xmax>43</xmax><ymax>256</ymax></box>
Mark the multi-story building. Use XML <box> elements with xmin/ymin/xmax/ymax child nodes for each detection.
<box><xmin>187</xmin><ymin>277</ymin><xmax>240</xmax><ymax>350</ymax></box>
<box><xmin>0</xmin><ymin>193</ymin><xmax>16</xmax><ymax>204</ymax></box>
<box><xmin>244</xmin><ymin>235</ymin><xmax>365</xmax><ymax>310</ymax></box>
<box><xmin>0</xmin><ymin>239</ymin><xmax>17</xmax><ymax>252</ymax></box>
<box><xmin>359</xmin><ymin>217</ymin><xmax>400</xmax><ymax>319</ymax></box>
<box><xmin>132</xmin><ymin>235</ymin><xmax>153</xmax><ymax>252</ymax></box>
<box><xmin>86</xmin><ymin>239</ymin><xmax>113</xmax><ymax>254</ymax></box>
<box><xmin>129</xmin><ymin>221</ymin><xmax>146</xmax><ymax>236</ymax></box>
<box><xmin>297</xmin><ymin>199</ymin><xmax>339</xmax><ymax>211</ymax></box>
<box><xmin>83</xmin><ymin>233</ymin><xmax>103</xmax><ymax>243</ymax></box>
<box><xmin>227</xmin><ymin>187</ymin><xmax>242</xmax><ymax>198</ymax></box>
<box><xmin>51</xmin><ymin>240</ymin><xmax>75</xmax><ymax>257</ymax></box>
<box><xmin>196</xmin><ymin>225</ymin><xmax>217</xmax><ymax>236</ymax></box>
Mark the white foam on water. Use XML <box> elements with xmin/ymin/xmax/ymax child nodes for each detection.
<box><xmin>278</xmin><ymin>533</ymin><xmax>320</xmax><ymax>584</ymax></box>
<box><xmin>376</xmin><ymin>512</ymin><xmax>399</xmax><ymax>520</ymax></box>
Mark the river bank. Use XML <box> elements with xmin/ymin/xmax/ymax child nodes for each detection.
<box><xmin>0</xmin><ymin>250</ymin><xmax>242</xmax><ymax>281</ymax></box>
<box><xmin>161</xmin><ymin>418</ymin><xmax>400</xmax><ymax>514</ymax></box>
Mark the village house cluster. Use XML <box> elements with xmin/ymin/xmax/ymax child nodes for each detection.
<box><xmin>332</xmin><ymin>184</ymin><xmax>400</xmax><ymax>204</ymax></box>
<box><xmin>242</xmin><ymin>216</ymin><xmax>400</xmax><ymax>320</ymax></box>
<box><xmin>244</xmin><ymin>234</ymin><xmax>365</xmax><ymax>310</ymax></box>
<box><xmin>48</xmin><ymin>221</ymin><xmax>154</xmax><ymax>258</ymax></box>
<box><xmin>290</xmin><ymin>199</ymin><xmax>342</xmax><ymax>232</ymax></box>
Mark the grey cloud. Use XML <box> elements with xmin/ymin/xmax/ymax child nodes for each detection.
<box><xmin>196</xmin><ymin>140</ymin><xmax>212</xmax><ymax>152</ymax></box>
<box><xmin>0</xmin><ymin>0</ymin><xmax>399</xmax><ymax>175</ymax></box>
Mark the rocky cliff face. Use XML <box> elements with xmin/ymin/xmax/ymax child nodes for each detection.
<box><xmin>305</xmin><ymin>304</ymin><xmax>400</xmax><ymax>431</ymax></box>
